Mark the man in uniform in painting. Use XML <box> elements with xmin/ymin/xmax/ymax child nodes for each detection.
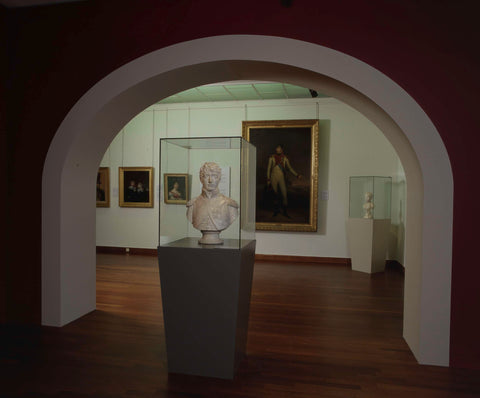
<box><xmin>187</xmin><ymin>162</ymin><xmax>238</xmax><ymax>244</ymax></box>
<box><xmin>267</xmin><ymin>144</ymin><xmax>302</xmax><ymax>217</ymax></box>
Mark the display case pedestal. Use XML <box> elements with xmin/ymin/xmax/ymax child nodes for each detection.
<box><xmin>157</xmin><ymin>238</ymin><xmax>256</xmax><ymax>380</ymax></box>
<box><xmin>347</xmin><ymin>218</ymin><xmax>390</xmax><ymax>274</ymax></box>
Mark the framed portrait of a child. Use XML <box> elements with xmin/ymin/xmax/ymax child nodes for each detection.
<box><xmin>119</xmin><ymin>167</ymin><xmax>154</xmax><ymax>208</ymax></box>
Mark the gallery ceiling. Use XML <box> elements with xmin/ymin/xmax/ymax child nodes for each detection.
<box><xmin>159</xmin><ymin>82</ymin><xmax>327</xmax><ymax>104</ymax></box>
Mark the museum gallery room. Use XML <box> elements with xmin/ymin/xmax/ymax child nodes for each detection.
<box><xmin>2</xmin><ymin>0</ymin><xmax>480</xmax><ymax>397</ymax></box>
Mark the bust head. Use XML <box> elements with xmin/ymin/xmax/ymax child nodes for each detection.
<box><xmin>199</xmin><ymin>162</ymin><xmax>222</xmax><ymax>192</ymax></box>
<box><xmin>365</xmin><ymin>192</ymin><xmax>373</xmax><ymax>202</ymax></box>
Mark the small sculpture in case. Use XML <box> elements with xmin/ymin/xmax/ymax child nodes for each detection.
<box><xmin>363</xmin><ymin>192</ymin><xmax>374</xmax><ymax>219</ymax></box>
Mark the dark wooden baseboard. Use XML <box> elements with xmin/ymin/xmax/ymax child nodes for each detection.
<box><xmin>96</xmin><ymin>247</ymin><xmax>404</xmax><ymax>272</ymax></box>
<box><xmin>96</xmin><ymin>246</ymin><xmax>157</xmax><ymax>256</ymax></box>
<box><xmin>255</xmin><ymin>254</ymin><xmax>351</xmax><ymax>266</ymax></box>
<box><xmin>97</xmin><ymin>246</ymin><xmax>351</xmax><ymax>266</ymax></box>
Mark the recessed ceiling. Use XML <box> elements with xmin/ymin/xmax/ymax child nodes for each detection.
<box><xmin>159</xmin><ymin>82</ymin><xmax>328</xmax><ymax>104</ymax></box>
<box><xmin>0</xmin><ymin>0</ymin><xmax>85</xmax><ymax>8</ymax></box>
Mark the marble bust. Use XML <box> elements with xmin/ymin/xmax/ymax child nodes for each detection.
<box><xmin>363</xmin><ymin>192</ymin><xmax>374</xmax><ymax>219</ymax></box>
<box><xmin>186</xmin><ymin>162</ymin><xmax>239</xmax><ymax>244</ymax></box>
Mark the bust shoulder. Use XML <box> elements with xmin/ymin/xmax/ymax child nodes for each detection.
<box><xmin>186</xmin><ymin>197</ymin><xmax>198</xmax><ymax>207</ymax></box>
<box><xmin>221</xmin><ymin>195</ymin><xmax>239</xmax><ymax>208</ymax></box>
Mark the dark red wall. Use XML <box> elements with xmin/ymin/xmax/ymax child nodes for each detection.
<box><xmin>3</xmin><ymin>0</ymin><xmax>480</xmax><ymax>369</ymax></box>
<box><xmin>1</xmin><ymin>5</ymin><xmax>8</xmax><ymax>326</ymax></box>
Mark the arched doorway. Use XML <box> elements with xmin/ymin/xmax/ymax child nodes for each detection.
<box><xmin>41</xmin><ymin>35</ymin><xmax>453</xmax><ymax>367</ymax></box>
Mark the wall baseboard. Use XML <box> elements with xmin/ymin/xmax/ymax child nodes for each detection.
<box><xmin>96</xmin><ymin>246</ymin><xmax>157</xmax><ymax>256</ymax></box>
<box><xmin>96</xmin><ymin>247</ymin><xmax>404</xmax><ymax>272</ymax></box>
<box><xmin>255</xmin><ymin>254</ymin><xmax>351</xmax><ymax>266</ymax></box>
<box><xmin>96</xmin><ymin>246</ymin><xmax>352</xmax><ymax>265</ymax></box>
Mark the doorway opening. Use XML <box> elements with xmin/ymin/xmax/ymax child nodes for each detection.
<box><xmin>42</xmin><ymin>36</ymin><xmax>453</xmax><ymax>367</ymax></box>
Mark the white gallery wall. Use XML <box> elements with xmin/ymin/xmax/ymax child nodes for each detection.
<box><xmin>96</xmin><ymin>97</ymin><xmax>406</xmax><ymax>263</ymax></box>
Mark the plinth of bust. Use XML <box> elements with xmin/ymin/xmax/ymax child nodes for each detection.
<box><xmin>198</xmin><ymin>231</ymin><xmax>222</xmax><ymax>245</ymax></box>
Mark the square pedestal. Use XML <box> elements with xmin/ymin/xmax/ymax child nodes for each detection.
<box><xmin>347</xmin><ymin>218</ymin><xmax>390</xmax><ymax>273</ymax></box>
<box><xmin>157</xmin><ymin>238</ymin><xmax>256</xmax><ymax>379</ymax></box>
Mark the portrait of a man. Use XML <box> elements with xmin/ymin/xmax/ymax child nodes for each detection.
<box><xmin>242</xmin><ymin>120</ymin><xmax>319</xmax><ymax>232</ymax></box>
<box><xmin>267</xmin><ymin>144</ymin><xmax>302</xmax><ymax>217</ymax></box>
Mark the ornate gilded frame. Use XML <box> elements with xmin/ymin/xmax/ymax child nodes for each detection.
<box><xmin>96</xmin><ymin>167</ymin><xmax>110</xmax><ymax>208</ymax></box>
<box><xmin>242</xmin><ymin>119</ymin><xmax>319</xmax><ymax>232</ymax></box>
<box><xmin>163</xmin><ymin>173</ymin><xmax>189</xmax><ymax>205</ymax></box>
<box><xmin>119</xmin><ymin>167</ymin><xmax>154</xmax><ymax>208</ymax></box>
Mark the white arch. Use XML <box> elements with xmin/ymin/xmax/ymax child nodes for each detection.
<box><xmin>42</xmin><ymin>35</ymin><xmax>453</xmax><ymax>366</ymax></box>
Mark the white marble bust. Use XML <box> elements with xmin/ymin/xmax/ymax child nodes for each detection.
<box><xmin>186</xmin><ymin>162</ymin><xmax>239</xmax><ymax>244</ymax></box>
<box><xmin>363</xmin><ymin>191</ymin><xmax>374</xmax><ymax>219</ymax></box>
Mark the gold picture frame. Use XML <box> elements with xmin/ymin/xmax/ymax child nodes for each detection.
<box><xmin>164</xmin><ymin>173</ymin><xmax>189</xmax><ymax>205</ymax></box>
<box><xmin>96</xmin><ymin>167</ymin><xmax>110</xmax><ymax>208</ymax></box>
<box><xmin>242</xmin><ymin>119</ymin><xmax>319</xmax><ymax>232</ymax></box>
<box><xmin>119</xmin><ymin>167</ymin><xmax>154</xmax><ymax>208</ymax></box>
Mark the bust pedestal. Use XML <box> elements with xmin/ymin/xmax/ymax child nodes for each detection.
<box><xmin>157</xmin><ymin>238</ymin><xmax>256</xmax><ymax>379</ymax></box>
<box><xmin>347</xmin><ymin>218</ymin><xmax>390</xmax><ymax>274</ymax></box>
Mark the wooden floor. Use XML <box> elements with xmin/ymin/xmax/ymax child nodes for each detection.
<box><xmin>1</xmin><ymin>254</ymin><xmax>480</xmax><ymax>397</ymax></box>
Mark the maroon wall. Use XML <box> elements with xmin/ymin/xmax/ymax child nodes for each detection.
<box><xmin>1</xmin><ymin>4</ymin><xmax>8</xmax><ymax>326</ymax></box>
<box><xmin>3</xmin><ymin>0</ymin><xmax>480</xmax><ymax>369</ymax></box>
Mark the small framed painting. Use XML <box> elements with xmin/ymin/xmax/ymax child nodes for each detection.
<box><xmin>119</xmin><ymin>167</ymin><xmax>154</xmax><ymax>208</ymax></box>
<box><xmin>164</xmin><ymin>173</ymin><xmax>189</xmax><ymax>204</ymax></box>
<box><xmin>96</xmin><ymin>167</ymin><xmax>110</xmax><ymax>208</ymax></box>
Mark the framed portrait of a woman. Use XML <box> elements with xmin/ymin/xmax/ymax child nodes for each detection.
<box><xmin>164</xmin><ymin>173</ymin><xmax>189</xmax><ymax>205</ymax></box>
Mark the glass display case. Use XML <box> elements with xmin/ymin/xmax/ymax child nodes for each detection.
<box><xmin>349</xmin><ymin>176</ymin><xmax>392</xmax><ymax>220</ymax></box>
<box><xmin>159</xmin><ymin>136</ymin><xmax>256</xmax><ymax>249</ymax></box>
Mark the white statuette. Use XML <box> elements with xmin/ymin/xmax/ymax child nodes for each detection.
<box><xmin>363</xmin><ymin>191</ymin><xmax>374</xmax><ymax>219</ymax></box>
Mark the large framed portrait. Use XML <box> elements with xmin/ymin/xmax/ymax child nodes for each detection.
<box><xmin>242</xmin><ymin>119</ymin><xmax>319</xmax><ymax>232</ymax></box>
<box><xmin>164</xmin><ymin>173</ymin><xmax>189</xmax><ymax>204</ymax></box>
<box><xmin>96</xmin><ymin>167</ymin><xmax>110</xmax><ymax>208</ymax></box>
<box><xmin>119</xmin><ymin>167</ymin><xmax>154</xmax><ymax>208</ymax></box>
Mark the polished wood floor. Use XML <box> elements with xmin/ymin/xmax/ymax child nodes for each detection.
<box><xmin>1</xmin><ymin>254</ymin><xmax>480</xmax><ymax>397</ymax></box>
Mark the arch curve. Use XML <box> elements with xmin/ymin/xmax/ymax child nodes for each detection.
<box><xmin>42</xmin><ymin>35</ymin><xmax>452</xmax><ymax>366</ymax></box>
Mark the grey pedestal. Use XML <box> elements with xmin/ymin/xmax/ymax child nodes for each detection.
<box><xmin>157</xmin><ymin>238</ymin><xmax>256</xmax><ymax>379</ymax></box>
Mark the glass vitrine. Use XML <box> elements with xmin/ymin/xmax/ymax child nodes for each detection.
<box><xmin>159</xmin><ymin>137</ymin><xmax>256</xmax><ymax>249</ymax></box>
<box><xmin>349</xmin><ymin>176</ymin><xmax>392</xmax><ymax>219</ymax></box>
